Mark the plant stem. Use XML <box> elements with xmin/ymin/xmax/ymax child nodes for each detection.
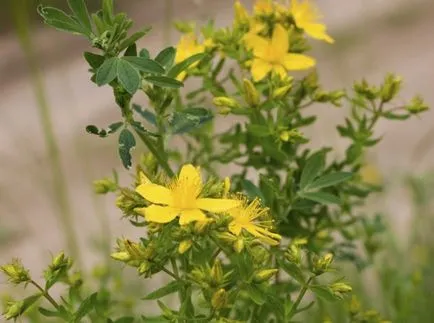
<box><xmin>11</xmin><ymin>0</ymin><xmax>81</xmax><ymax>265</ymax></box>
<box><xmin>30</xmin><ymin>280</ymin><xmax>60</xmax><ymax>310</ymax></box>
<box><xmin>288</xmin><ymin>276</ymin><xmax>314</xmax><ymax>318</ymax></box>
<box><xmin>134</xmin><ymin>129</ymin><xmax>175</xmax><ymax>177</ymax></box>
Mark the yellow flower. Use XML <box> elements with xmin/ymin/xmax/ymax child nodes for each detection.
<box><xmin>360</xmin><ymin>163</ymin><xmax>382</xmax><ymax>185</ymax></box>
<box><xmin>254</xmin><ymin>0</ymin><xmax>274</xmax><ymax>15</ymax></box>
<box><xmin>234</xmin><ymin>1</ymin><xmax>250</xmax><ymax>25</ymax></box>
<box><xmin>228</xmin><ymin>197</ymin><xmax>281</xmax><ymax>246</ymax></box>
<box><xmin>243</xmin><ymin>20</ymin><xmax>267</xmax><ymax>50</ymax></box>
<box><xmin>249</xmin><ymin>24</ymin><xmax>315</xmax><ymax>81</ymax></box>
<box><xmin>135</xmin><ymin>164</ymin><xmax>240</xmax><ymax>225</ymax></box>
<box><xmin>291</xmin><ymin>0</ymin><xmax>334</xmax><ymax>43</ymax></box>
<box><xmin>175</xmin><ymin>33</ymin><xmax>205</xmax><ymax>80</ymax></box>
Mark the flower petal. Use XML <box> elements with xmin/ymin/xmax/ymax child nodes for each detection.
<box><xmin>250</xmin><ymin>36</ymin><xmax>269</xmax><ymax>58</ymax></box>
<box><xmin>136</xmin><ymin>183</ymin><xmax>173</xmax><ymax>205</ymax></box>
<box><xmin>144</xmin><ymin>205</ymin><xmax>179</xmax><ymax>223</ymax></box>
<box><xmin>245</xmin><ymin>225</ymin><xmax>281</xmax><ymax>245</ymax></box>
<box><xmin>179</xmin><ymin>209</ymin><xmax>207</xmax><ymax>225</ymax></box>
<box><xmin>272</xmin><ymin>65</ymin><xmax>288</xmax><ymax>79</ymax></box>
<box><xmin>304</xmin><ymin>23</ymin><xmax>334</xmax><ymax>43</ymax></box>
<box><xmin>197</xmin><ymin>198</ymin><xmax>240</xmax><ymax>213</ymax></box>
<box><xmin>177</xmin><ymin>164</ymin><xmax>202</xmax><ymax>197</ymax></box>
<box><xmin>283</xmin><ymin>53</ymin><xmax>316</xmax><ymax>71</ymax></box>
<box><xmin>271</xmin><ymin>24</ymin><xmax>289</xmax><ymax>59</ymax></box>
<box><xmin>251</xmin><ymin>58</ymin><xmax>272</xmax><ymax>81</ymax></box>
<box><xmin>229</xmin><ymin>222</ymin><xmax>242</xmax><ymax>236</ymax></box>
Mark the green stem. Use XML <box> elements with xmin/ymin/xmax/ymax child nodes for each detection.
<box><xmin>288</xmin><ymin>276</ymin><xmax>314</xmax><ymax>318</ymax></box>
<box><xmin>11</xmin><ymin>0</ymin><xmax>81</xmax><ymax>265</ymax></box>
<box><xmin>30</xmin><ymin>280</ymin><xmax>60</xmax><ymax>310</ymax></box>
<box><xmin>134</xmin><ymin>129</ymin><xmax>175</xmax><ymax>177</ymax></box>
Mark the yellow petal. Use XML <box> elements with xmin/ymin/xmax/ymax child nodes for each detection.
<box><xmin>245</xmin><ymin>226</ymin><xmax>281</xmax><ymax>245</ymax></box>
<box><xmin>304</xmin><ymin>23</ymin><xmax>334</xmax><ymax>43</ymax></box>
<box><xmin>144</xmin><ymin>205</ymin><xmax>179</xmax><ymax>223</ymax></box>
<box><xmin>251</xmin><ymin>36</ymin><xmax>269</xmax><ymax>58</ymax></box>
<box><xmin>283</xmin><ymin>53</ymin><xmax>316</xmax><ymax>70</ymax></box>
<box><xmin>136</xmin><ymin>183</ymin><xmax>173</xmax><ymax>205</ymax></box>
<box><xmin>271</xmin><ymin>24</ymin><xmax>289</xmax><ymax>59</ymax></box>
<box><xmin>179</xmin><ymin>209</ymin><xmax>207</xmax><ymax>225</ymax></box>
<box><xmin>251</xmin><ymin>58</ymin><xmax>272</xmax><ymax>81</ymax></box>
<box><xmin>196</xmin><ymin>198</ymin><xmax>240</xmax><ymax>213</ymax></box>
<box><xmin>272</xmin><ymin>65</ymin><xmax>288</xmax><ymax>79</ymax></box>
<box><xmin>178</xmin><ymin>164</ymin><xmax>202</xmax><ymax>185</ymax></box>
<box><xmin>228</xmin><ymin>222</ymin><xmax>242</xmax><ymax>236</ymax></box>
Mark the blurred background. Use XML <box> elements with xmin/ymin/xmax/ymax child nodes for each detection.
<box><xmin>1</xmin><ymin>0</ymin><xmax>434</xmax><ymax>320</ymax></box>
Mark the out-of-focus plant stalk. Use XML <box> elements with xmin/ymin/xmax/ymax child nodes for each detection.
<box><xmin>163</xmin><ymin>0</ymin><xmax>174</xmax><ymax>45</ymax></box>
<box><xmin>10</xmin><ymin>0</ymin><xmax>81</xmax><ymax>266</ymax></box>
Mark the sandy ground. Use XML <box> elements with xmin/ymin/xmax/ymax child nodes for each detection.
<box><xmin>0</xmin><ymin>0</ymin><xmax>434</xmax><ymax>292</ymax></box>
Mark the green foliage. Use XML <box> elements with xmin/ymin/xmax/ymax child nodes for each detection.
<box><xmin>2</xmin><ymin>0</ymin><xmax>430</xmax><ymax>322</ymax></box>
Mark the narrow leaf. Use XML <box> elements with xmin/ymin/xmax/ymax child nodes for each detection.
<box><xmin>74</xmin><ymin>293</ymin><xmax>97</xmax><ymax>322</ymax></box>
<box><xmin>38</xmin><ymin>6</ymin><xmax>85</xmax><ymax>34</ymax></box>
<box><xmin>145</xmin><ymin>76</ymin><xmax>183</xmax><ymax>89</ymax></box>
<box><xmin>299</xmin><ymin>191</ymin><xmax>341</xmax><ymax>205</ymax></box>
<box><xmin>133</xmin><ymin>104</ymin><xmax>157</xmax><ymax>126</ymax></box>
<box><xmin>67</xmin><ymin>0</ymin><xmax>92</xmax><ymax>33</ymax></box>
<box><xmin>122</xmin><ymin>57</ymin><xmax>165</xmax><ymax>74</ymax></box>
<box><xmin>299</xmin><ymin>152</ymin><xmax>325</xmax><ymax>190</ymax></box>
<box><xmin>96</xmin><ymin>57</ymin><xmax>118</xmax><ymax>86</ymax></box>
<box><xmin>142</xmin><ymin>281</ymin><xmax>183</xmax><ymax>300</ymax></box>
<box><xmin>117</xmin><ymin>59</ymin><xmax>141</xmax><ymax>94</ymax></box>
<box><xmin>310</xmin><ymin>286</ymin><xmax>339</xmax><ymax>302</ymax></box>
<box><xmin>118</xmin><ymin>27</ymin><xmax>152</xmax><ymax>52</ymax></box>
<box><xmin>307</xmin><ymin>172</ymin><xmax>353</xmax><ymax>191</ymax></box>
<box><xmin>279</xmin><ymin>260</ymin><xmax>305</xmax><ymax>284</ymax></box>
<box><xmin>246</xmin><ymin>124</ymin><xmax>271</xmax><ymax>137</ymax></box>
<box><xmin>241</xmin><ymin>179</ymin><xmax>265</xmax><ymax>202</ymax></box>
<box><xmin>244</xmin><ymin>285</ymin><xmax>266</xmax><ymax>305</ymax></box>
<box><xmin>167</xmin><ymin>53</ymin><xmax>206</xmax><ymax>78</ymax></box>
<box><xmin>102</xmin><ymin>0</ymin><xmax>114</xmax><ymax>24</ymax></box>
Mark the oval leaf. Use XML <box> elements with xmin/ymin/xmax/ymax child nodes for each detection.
<box><xmin>38</xmin><ymin>6</ymin><xmax>85</xmax><ymax>34</ymax></box>
<box><xmin>117</xmin><ymin>59</ymin><xmax>141</xmax><ymax>94</ymax></box>
<box><xmin>167</xmin><ymin>53</ymin><xmax>206</xmax><ymax>78</ymax></box>
<box><xmin>118</xmin><ymin>129</ymin><xmax>136</xmax><ymax>169</ymax></box>
<box><xmin>155</xmin><ymin>47</ymin><xmax>176</xmax><ymax>68</ymax></box>
<box><xmin>299</xmin><ymin>191</ymin><xmax>341</xmax><ymax>205</ymax></box>
<box><xmin>67</xmin><ymin>0</ymin><xmax>92</xmax><ymax>33</ymax></box>
<box><xmin>122</xmin><ymin>57</ymin><xmax>165</xmax><ymax>74</ymax></box>
<box><xmin>96</xmin><ymin>57</ymin><xmax>118</xmax><ymax>86</ymax></box>
<box><xmin>145</xmin><ymin>76</ymin><xmax>183</xmax><ymax>89</ymax></box>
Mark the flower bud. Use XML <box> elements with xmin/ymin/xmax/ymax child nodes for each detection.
<box><xmin>272</xmin><ymin>84</ymin><xmax>292</xmax><ymax>99</ymax></box>
<box><xmin>111</xmin><ymin>252</ymin><xmax>131</xmax><ymax>262</ymax></box>
<box><xmin>405</xmin><ymin>95</ymin><xmax>429</xmax><ymax>114</ymax></box>
<box><xmin>349</xmin><ymin>296</ymin><xmax>361</xmax><ymax>315</ymax></box>
<box><xmin>173</xmin><ymin>21</ymin><xmax>196</xmax><ymax>33</ymax></box>
<box><xmin>213</xmin><ymin>97</ymin><xmax>240</xmax><ymax>109</ymax></box>
<box><xmin>243</xmin><ymin>79</ymin><xmax>260</xmax><ymax>107</ymax></box>
<box><xmin>178</xmin><ymin>240</ymin><xmax>193</xmax><ymax>254</ymax></box>
<box><xmin>3</xmin><ymin>300</ymin><xmax>24</xmax><ymax>320</ymax></box>
<box><xmin>330</xmin><ymin>282</ymin><xmax>352</xmax><ymax>300</ymax></box>
<box><xmin>93</xmin><ymin>178</ymin><xmax>117</xmax><ymax>194</ymax></box>
<box><xmin>138</xmin><ymin>261</ymin><xmax>151</xmax><ymax>276</ymax></box>
<box><xmin>234</xmin><ymin>1</ymin><xmax>249</xmax><ymax>25</ymax></box>
<box><xmin>253</xmin><ymin>269</ymin><xmax>278</xmax><ymax>283</ymax></box>
<box><xmin>194</xmin><ymin>219</ymin><xmax>213</xmax><ymax>234</ymax></box>
<box><xmin>285</xmin><ymin>244</ymin><xmax>301</xmax><ymax>264</ymax></box>
<box><xmin>313</xmin><ymin>253</ymin><xmax>333</xmax><ymax>275</ymax></box>
<box><xmin>0</xmin><ymin>259</ymin><xmax>31</xmax><ymax>285</ymax></box>
<box><xmin>380</xmin><ymin>73</ymin><xmax>402</xmax><ymax>103</ymax></box>
<box><xmin>211</xmin><ymin>288</ymin><xmax>228</xmax><ymax>310</ymax></box>
<box><xmin>211</xmin><ymin>260</ymin><xmax>224</xmax><ymax>286</ymax></box>
<box><xmin>233</xmin><ymin>238</ymin><xmax>245</xmax><ymax>253</ymax></box>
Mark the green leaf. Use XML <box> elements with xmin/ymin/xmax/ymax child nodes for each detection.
<box><xmin>19</xmin><ymin>294</ymin><xmax>42</xmax><ymax>316</ymax></box>
<box><xmin>310</xmin><ymin>285</ymin><xmax>339</xmax><ymax>302</ymax></box>
<box><xmin>102</xmin><ymin>0</ymin><xmax>114</xmax><ymax>24</ymax></box>
<box><xmin>299</xmin><ymin>191</ymin><xmax>340</xmax><ymax>205</ymax></box>
<box><xmin>96</xmin><ymin>57</ymin><xmax>118</xmax><ymax>86</ymax></box>
<box><xmin>299</xmin><ymin>152</ymin><xmax>325</xmax><ymax>190</ymax></box>
<box><xmin>145</xmin><ymin>76</ymin><xmax>183</xmax><ymax>89</ymax></box>
<box><xmin>307</xmin><ymin>172</ymin><xmax>353</xmax><ymax>191</ymax></box>
<box><xmin>143</xmin><ymin>281</ymin><xmax>183</xmax><ymax>300</ymax></box>
<box><xmin>67</xmin><ymin>0</ymin><xmax>92</xmax><ymax>33</ymax></box>
<box><xmin>279</xmin><ymin>260</ymin><xmax>305</xmax><ymax>284</ymax></box>
<box><xmin>124</xmin><ymin>43</ymin><xmax>137</xmax><ymax>57</ymax></box>
<box><xmin>118</xmin><ymin>129</ymin><xmax>136</xmax><ymax>169</ymax></box>
<box><xmin>115</xmin><ymin>317</ymin><xmax>135</xmax><ymax>323</ymax></box>
<box><xmin>133</xmin><ymin>104</ymin><xmax>157</xmax><ymax>126</ymax></box>
<box><xmin>118</xmin><ymin>27</ymin><xmax>152</xmax><ymax>52</ymax></box>
<box><xmin>84</xmin><ymin>52</ymin><xmax>105</xmax><ymax>70</ymax></box>
<box><xmin>117</xmin><ymin>59</ymin><xmax>141</xmax><ymax>94</ymax></box>
<box><xmin>246</xmin><ymin>124</ymin><xmax>271</xmax><ymax>137</ymax></box>
<box><xmin>241</xmin><ymin>179</ymin><xmax>265</xmax><ymax>202</ymax></box>
<box><xmin>38</xmin><ymin>6</ymin><xmax>85</xmax><ymax>34</ymax></box>
<box><xmin>39</xmin><ymin>307</ymin><xmax>61</xmax><ymax>318</ymax></box>
<box><xmin>244</xmin><ymin>285</ymin><xmax>266</xmax><ymax>306</ymax></box>
<box><xmin>141</xmin><ymin>316</ymin><xmax>167</xmax><ymax>323</ymax></box>
<box><xmin>155</xmin><ymin>47</ymin><xmax>176</xmax><ymax>68</ymax></box>
<box><xmin>74</xmin><ymin>293</ymin><xmax>98</xmax><ymax>322</ymax></box>
<box><xmin>167</xmin><ymin>53</ymin><xmax>206</xmax><ymax>78</ymax></box>
<box><xmin>139</xmin><ymin>49</ymin><xmax>150</xmax><ymax>59</ymax></box>
<box><xmin>122</xmin><ymin>57</ymin><xmax>165</xmax><ymax>74</ymax></box>
<box><xmin>169</xmin><ymin>108</ymin><xmax>213</xmax><ymax>134</ymax></box>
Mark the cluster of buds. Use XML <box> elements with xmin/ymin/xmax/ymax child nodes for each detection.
<box><xmin>405</xmin><ymin>95</ymin><xmax>429</xmax><ymax>115</ymax></box>
<box><xmin>312</xmin><ymin>253</ymin><xmax>334</xmax><ymax>276</ymax></box>
<box><xmin>329</xmin><ymin>282</ymin><xmax>352</xmax><ymax>300</ymax></box>
<box><xmin>190</xmin><ymin>259</ymin><xmax>231</xmax><ymax>290</ymax></box>
<box><xmin>312</xmin><ymin>89</ymin><xmax>346</xmax><ymax>107</ymax></box>
<box><xmin>0</xmin><ymin>259</ymin><xmax>31</xmax><ymax>285</ymax></box>
<box><xmin>93</xmin><ymin>177</ymin><xmax>117</xmax><ymax>194</ymax></box>
<box><xmin>213</xmin><ymin>96</ymin><xmax>241</xmax><ymax>115</ymax></box>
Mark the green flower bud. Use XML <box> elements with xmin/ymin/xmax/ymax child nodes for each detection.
<box><xmin>178</xmin><ymin>240</ymin><xmax>193</xmax><ymax>254</ymax></box>
<box><xmin>253</xmin><ymin>269</ymin><xmax>278</xmax><ymax>283</ymax></box>
<box><xmin>93</xmin><ymin>178</ymin><xmax>117</xmax><ymax>194</ymax></box>
<box><xmin>211</xmin><ymin>260</ymin><xmax>224</xmax><ymax>286</ymax></box>
<box><xmin>233</xmin><ymin>238</ymin><xmax>244</xmax><ymax>253</ymax></box>
<box><xmin>313</xmin><ymin>253</ymin><xmax>333</xmax><ymax>275</ymax></box>
<box><xmin>285</xmin><ymin>244</ymin><xmax>301</xmax><ymax>264</ymax></box>
<box><xmin>243</xmin><ymin>79</ymin><xmax>260</xmax><ymax>106</ymax></box>
<box><xmin>111</xmin><ymin>252</ymin><xmax>131</xmax><ymax>262</ymax></box>
<box><xmin>213</xmin><ymin>97</ymin><xmax>240</xmax><ymax>109</ymax></box>
<box><xmin>380</xmin><ymin>73</ymin><xmax>402</xmax><ymax>103</ymax></box>
<box><xmin>272</xmin><ymin>84</ymin><xmax>292</xmax><ymax>99</ymax></box>
<box><xmin>3</xmin><ymin>300</ymin><xmax>24</xmax><ymax>320</ymax></box>
<box><xmin>0</xmin><ymin>259</ymin><xmax>31</xmax><ymax>285</ymax></box>
<box><xmin>173</xmin><ymin>21</ymin><xmax>196</xmax><ymax>33</ymax></box>
<box><xmin>405</xmin><ymin>95</ymin><xmax>429</xmax><ymax>114</ymax></box>
<box><xmin>211</xmin><ymin>288</ymin><xmax>228</xmax><ymax>310</ymax></box>
<box><xmin>330</xmin><ymin>282</ymin><xmax>352</xmax><ymax>300</ymax></box>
